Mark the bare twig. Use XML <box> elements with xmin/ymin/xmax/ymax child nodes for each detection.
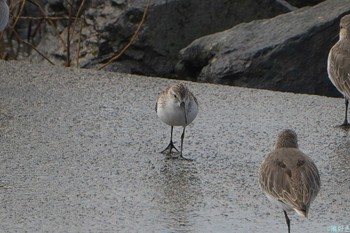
<box><xmin>71</xmin><ymin>0</ymin><xmax>85</xmax><ymax>37</ymax></box>
<box><xmin>13</xmin><ymin>0</ymin><xmax>26</xmax><ymax>27</ymax></box>
<box><xmin>71</xmin><ymin>0</ymin><xmax>85</xmax><ymax>68</ymax></box>
<box><xmin>4</xmin><ymin>0</ymin><xmax>86</xmax><ymax>67</ymax></box>
<box><xmin>9</xmin><ymin>0</ymin><xmax>27</xmax><ymax>40</ymax></box>
<box><xmin>30</xmin><ymin>0</ymin><xmax>67</xmax><ymax>50</ymax></box>
<box><xmin>65</xmin><ymin>0</ymin><xmax>73</xmax><ymax>67</ymax></box>
<box><xmin>12</xmin><ymin>29</ymin><xmax>55</xmax><ymax>65</ymax></box>
<box><xmin>98</xmin><ymin>0</ymin><xmax>151</xmax><ymax>70</ymax></box>
<box><xmin>30</xmin><ymin>17</ymin><xmax>44</xmax><ymax>40</ymax></box>
<box><xmin>18</xmin><ymin>16</ymin><xmax>81</xmax><ymax>20</ymax></box>
<box><xmin>76</xmin><ymin>18</ymin><xmax>83</xmax><ymax>68</ymax></box>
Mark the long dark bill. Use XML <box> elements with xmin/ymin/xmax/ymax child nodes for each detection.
<box><xmin>180</xmin><ymin>101</ymin><xmax>187</xmax><ymax>125</ymax></box>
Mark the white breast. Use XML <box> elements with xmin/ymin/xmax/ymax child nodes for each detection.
<box><xmin>157</xmin><ymin>98</ymin><xmax>198</xmax><ymax>127</ymax></box>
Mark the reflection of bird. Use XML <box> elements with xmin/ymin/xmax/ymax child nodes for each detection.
<box><xmin>259</xmin><ymin>129</ymin><xmax>320</xmax><ymax>233</ymax></box>
<box><xmin>327</xmin><ymin>14</ymin><xmax>350</xmax><ymax>128</ymax></box>
<box><xmin>156</xmin><ymin>83</ymin><xmax>198</xmax><ymax>160</ymax></box>
<box><xmin>0</xmin><ymin>0</ymin><xmax>9</xmax><ymax>32</ymax></box>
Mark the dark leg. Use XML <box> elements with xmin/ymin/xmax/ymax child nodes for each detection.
<box><xmin>283</xmin><ymin>210</ymin><xmax>291</xmax><ymax>233</ymax></box>
<box><xmin>179</xmin><ymin>127</ymin><xmax>192</xmax><ymax>161</ymax></box>
<box><xmin>180</xmin><ymin>127</ymin><xmax>185</xmax><ymax>156</ymax></box>
<box><xmin>342</xmin><ymin>99</ymin><xmax>350</xmax><ymax>126</ymax></box>
<box><xmin>160</xmin><ymin>126</ymin><xmax>179</xmax><ymax>154</ymax></box>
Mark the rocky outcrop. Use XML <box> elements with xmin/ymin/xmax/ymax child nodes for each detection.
<box><xmin>31</xmin><ymin>0</ymin><xmax>293</xmax><ymax>76</ymax></box>
<box><xmin>11</xmin><ymin>0</ymin><xmax>343</xmax><ymax>97</ymax></box>
<box><xmin>175</xmin><ymin>0</ymin><xmax>350</xmax><ymax>97</ymax></box>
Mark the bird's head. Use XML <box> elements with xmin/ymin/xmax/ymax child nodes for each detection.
<box><xmin>339</xmin><ymin>14</ymin><xmax>350</xmax><ymax>40</ymax></box>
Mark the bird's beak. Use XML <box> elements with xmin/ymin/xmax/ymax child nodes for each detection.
<box><xmin>180</xmin><ymin>101</ymin><xmax>187</xmax><ymax>124</ymax></box>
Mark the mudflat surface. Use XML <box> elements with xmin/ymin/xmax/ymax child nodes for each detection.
<box><xmin>0</xmin><ymin>61</ymin><xmax>349</xmax><ymax>232</ymax></box>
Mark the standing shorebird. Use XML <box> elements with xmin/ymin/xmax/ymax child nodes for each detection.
<box><xmin>259</xmin><ymin>129</ymin><xmax>320</xmax><ymax>233</ymax></box>
<box><xmin>327</xmin><ymin>14</ymin><xmax>350</xmax><ymax>128</ymax></box>
<box><xmin>0</xmin><ymin>0</ymin><xmax>9</xmax><ymax>32</ymax></box>
<box><xmin>0</xmin><ymin>0</ymin><xmax>9</xmax><ymax>58</ymax></box>
<box><xmin>155</xmin><ymin>83</ymin><xmax>198</xmax><ymax>160</ymax></box>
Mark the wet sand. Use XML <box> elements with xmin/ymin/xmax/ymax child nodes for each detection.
<box><xmin>0</xmin><ymin>60</ymin><xmax>349</xmax><ymax>232</ymax></box>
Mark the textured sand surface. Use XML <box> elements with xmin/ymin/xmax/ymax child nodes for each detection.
<box><xmin>0</xmin><ymin>61</ymin><xmax>349</xmax><ymax>232</ymax></box>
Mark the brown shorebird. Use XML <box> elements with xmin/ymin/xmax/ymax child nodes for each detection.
<box><xmin>155</xmin><ymin>83</ymin><xmax>198</xmax><ymax>160</ymax></box>
<box><xmin>259</xmin><ymin>129</ymin><xmax>320</xmax><ymax>233</ymax></box>
<box><xmin>0</xmin><ymin>0</ymin><xmax>9</xmax><ymax>32</ymax></box>
<box><xmin>327</xmin><ymin>14</ymin><xmax>350</xmax><ymax>128</ymax></box>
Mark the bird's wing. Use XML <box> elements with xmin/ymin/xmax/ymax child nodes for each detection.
<box><xmin>329</xmin><ymin>42</ymin><xmax>350</xmax><ymax>98</ymax></box>
<box><xmin>260</xmin><ymin>149</ymin><xmax>320</xmax><ymax>211</ymax></box>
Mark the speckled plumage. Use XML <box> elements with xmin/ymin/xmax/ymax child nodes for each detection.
<box><xmin>156</xmin><ymin>83</ymin><xmax>198</xmax><ymax>126</ymax></box>
<box><xmin>259</xmin><ymin>129</ymin><xmax>320</xmax><ymax>233</ymax></box>
<box><xmin>327</xmin><ymin>14</ymin><xmax>350</xmax><ymax>127</ymax></box>
<box><xmin>155</xmin><ymin>83</ymin><xmax>198</xmax><ymax>160</ymax></box>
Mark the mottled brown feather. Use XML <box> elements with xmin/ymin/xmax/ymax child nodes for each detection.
<box><xmin>328</xmin><ymin>14</ymin><xmax>350</xmax><ymax>99</ymax></box>
<box><xmin>260</xmin><ymin>148</ymin><xmax>320</xmax><ymax>214</ymax></box>
<box><xmin>329</xmin><ymin>41</ymin><xmax>350</xmax><ymax>99</ymax></box>
<box><xmin>156</xmin><ymin>83</ymin><xmax>198</xmax><ymax>111</ymax></box>
<box><xmin>260</xmin><ymin>129</ymin><xmax>320</xmax><ymax>217</ymax></box>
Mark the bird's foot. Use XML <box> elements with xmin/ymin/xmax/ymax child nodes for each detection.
<box><xmin>335</xmin><ymin>121</ymin><xmax>350</xmax><ymax>130</ymax></box>
<box><xmin>160</xmin><ymin>141</ymin><xmax>179</xmax><ymax>155</ymax></box>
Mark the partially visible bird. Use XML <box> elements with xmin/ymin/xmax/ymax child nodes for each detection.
<box><xmin>259</xmin><ymin>129</ymin><xmax>320</xmax><ymax>233</ymax></box>
<box><xmin>0</xmin><ymin>0</ymin><xmax>9</xmax><ymax>32</ymax></box>
<box><xmin>155</xmin><ymin>83</ymin><xmax>198</xmax><ymax>160</ymax></box>
<box><xmin>327</xmin><ymin>14</ymin><xmax>350</xmax><ymax>128</ymax></box>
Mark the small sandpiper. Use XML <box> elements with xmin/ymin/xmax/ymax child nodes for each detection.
<box><xmin>0</xmin><ymin>0</ymin><xmax>9</xmax><ymax>32</ymax></box>
<box><xmin>327</xmin><ymin>14</ymin><xmax>350</xmax><ymax>128</ymax></box>
<box><xmin>155</xmin><ymin>83</ymin><xmax>198</xmax><ymax>160</ymax></box>
<box><xmin>259</xmin><ymin>129</ymin><xmax>320</xmax><ymax>233</ymax></box>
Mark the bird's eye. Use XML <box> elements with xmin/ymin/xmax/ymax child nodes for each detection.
<box><xmin>173</xmin><ymin>94</ymin><xmax>177</xmax><ymax>99</ymax></box>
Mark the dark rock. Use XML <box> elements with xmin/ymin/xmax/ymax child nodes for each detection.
<box><xmin>175</xmin><ymin>0</ymin><xmax>350</xmax><ymax>97</ymax></box>
<box><xmin>285</xmin><ymin>0</ymin><xmax>325</xmax><ymax>8</ymax></box>
<box><xmin>99</xmin><ymin>0</ymin><xmax>294</xmax><ymax>76</ymax></box>
<box><xmin>29</xmin><ymin>0</ymin><xmax>294</xmax><ymax>76</ymax></box>
<box><xmin>276</xmin><ymin>0</ymin><xmax>298</xmax><ymax>10</ymax></box>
